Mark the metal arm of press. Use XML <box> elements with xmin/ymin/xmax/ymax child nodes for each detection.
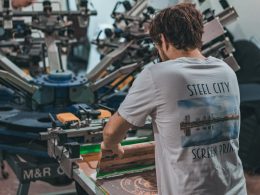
<box><xmin>0</xmin><ymin>52</ymin><xmax>34</xmax><ymax>83</ymax></box>
<box><xmin>0</xmin><ymin>70</ymin><xmax>37</xmax><ymax>95</ymax></box>
<box><xmin>86</xmin><ymin>41</ymin><xmax>134</xmax><ymax>82</ymax></box>
<box><xmin>112</xmin><ymin>0</ymin><xmax>148</xmax><ymax>18</ymax></box>
<box><xmin>89</xmin><ymin>62</ymin><xmax>141</xmax><ymax>91</ymax></box>
<box><xmin>126</xmin><ymin>0</ymin><xmax>148</xmax><ymax>17</ymax></box>
<box><xmin>202</xmin><ymin>7</ymin><xmax>240</xmax><ymax>71</ymax></box>
<box><xmin>202</xmin><ymin>7</ymin><xmax>238</xmax><ymax>45</ymax></box>
<box><xmin>202</xmin><ymin>38</ymin><xmax>234</xmax><ymax>56</ymax></box>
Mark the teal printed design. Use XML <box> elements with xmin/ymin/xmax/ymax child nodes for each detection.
<box><xmin>178</xmin><ymin>96</ymin><xmax>239</xmax><ymax>148</ymax></box>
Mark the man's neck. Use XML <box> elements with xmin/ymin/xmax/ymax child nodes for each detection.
<box><xmin>167</xmin><ymin>47</ymin><xmax>205</xmax><ymax>60</ymax></box>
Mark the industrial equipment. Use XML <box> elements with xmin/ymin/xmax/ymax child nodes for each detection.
<box><xmin>0</xmin><ymin>0</ymin><xmax>241</xmax><ymax>194</ymax></box>
<box><xmin>44</xmin><ymin>1</ymin><xmax>241</xmax><ymax>194</ymax></box>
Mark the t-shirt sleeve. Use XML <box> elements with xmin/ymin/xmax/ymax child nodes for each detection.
<box><xmin>118</xmin><ymin>68</ymin><xmax>159</xmax><ymax>127</ymax></box>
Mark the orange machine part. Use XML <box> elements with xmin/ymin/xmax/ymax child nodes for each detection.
<box><xmin>56</xmin><ymin>113</ymin><xmax>80</xmax><ymax>124</ymax></box>
<box><xmin>110</xmin><ymin>76</ymin><xmax>134</xmax><ymax>90</ymax></box>
<box><xmin>98</xmin><ymin>109</ymin><xmax>112</xmax><ymax>119</ymax></box>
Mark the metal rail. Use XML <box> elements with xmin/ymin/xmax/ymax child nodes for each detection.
<box><xmin>0</xmin><ymin>70</ymin><xmax>37</xmax><ymax>95</ymax></box>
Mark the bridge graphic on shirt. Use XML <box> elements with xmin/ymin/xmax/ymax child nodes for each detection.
<box><xmin>180</xmin><ymin>114</ymin><xmax>239</xmax><ymax>137</ymax></box>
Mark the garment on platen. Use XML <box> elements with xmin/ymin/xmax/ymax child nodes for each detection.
<box><xmin>118</xmin><ymin>57</ymin><xmax>247</xmax><ymax>195</ymax></box>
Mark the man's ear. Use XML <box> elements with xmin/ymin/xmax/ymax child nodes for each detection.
<box><xmin>160</xmin><ymin>34</ymin><xmax>169</xmax><ymax>51</ymax></box>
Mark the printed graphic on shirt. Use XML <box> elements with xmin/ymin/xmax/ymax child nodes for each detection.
<box><xmin>178</xmin><ymin>95</ymin><xmax>239</xmax><ymax>148</ymax></box>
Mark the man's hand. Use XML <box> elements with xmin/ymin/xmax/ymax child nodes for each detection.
<box><xmin>101</xmin><ymin>142</ymin><xmax>124</xmax><ymax>158</ymax></box>
<box><xmin>12</xmin><ymin>0</ymin><xmax>35</xmax><ymax>9</ymax></box>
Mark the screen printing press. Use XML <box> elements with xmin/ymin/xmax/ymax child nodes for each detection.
<box><xmin>75</xmin><ymin>141</ymin><xmax>156</xmax><ymax>195</ymax></box>
<box><xmin>40</xmin><ymin>114</ymin><xmax>157</xmax><ymax>195</ymax></box>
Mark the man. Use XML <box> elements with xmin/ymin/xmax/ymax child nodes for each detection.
<box><xmin>101</xmin><ymin>3</ymin><xmax>247</xmax><ymax>195</ymax></box>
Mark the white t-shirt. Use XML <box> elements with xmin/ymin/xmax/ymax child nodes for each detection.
<box><xmin>118</xmin><ymin>56</ymin><xmax>247</xmax><ymax>195</ymax></box>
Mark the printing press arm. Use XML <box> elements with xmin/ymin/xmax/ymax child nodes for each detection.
<box><xmin>86</xmin><ymin>41</ymin><xmax>134</xmax><ymax>82</ymax></box>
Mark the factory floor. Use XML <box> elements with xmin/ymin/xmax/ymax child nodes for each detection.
<box><xmin>0</xmin><ymin>163</ymin><xmax>76</xmax><ymax>195</ymax></box>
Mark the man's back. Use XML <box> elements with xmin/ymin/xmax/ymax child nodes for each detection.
<box><xmin>147</xmin><ymin>56</ymin><xmax>246</xmax><ymax>194</ymax></box>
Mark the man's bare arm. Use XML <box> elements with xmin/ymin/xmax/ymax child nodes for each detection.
<box><xmin>102</xmin><ymin>112</ymin><xmax>132</xmax><ymax>156</ymax></box>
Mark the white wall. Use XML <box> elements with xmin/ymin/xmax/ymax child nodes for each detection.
<box><xmin>87</xmin><ymin>0</ymin><xmax>119</xmax><ymax>72</ymax></box>
<box><xmin>149</xmin><ymin>0</ymin><xmax>177</xmax><ymax>9</ymax></box>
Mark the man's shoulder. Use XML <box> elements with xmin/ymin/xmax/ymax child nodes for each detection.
<box><xmin>145</xmin><ymin>59</ymin><xmax>184</xmax><ymax>73</ymax></box>
<box><xmin>146</xmin><ymin>57</ymin><xmax>226</xmax><ymax>70</ymax></box>
<box><xmin>146</xmin><ymin>59</ymin><xmax>183</xmax><ymax>68</ymax></box>
<box><xmin>144</xmin><ymin>56</ymin><xmax>235</xmax><ymax>77</ymax></box>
